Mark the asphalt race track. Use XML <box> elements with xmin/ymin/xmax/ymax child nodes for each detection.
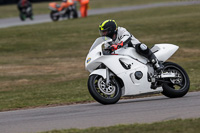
<box><xmin>0</xmin><ymin>1</ymin><xmax>200</xmax><ymax>133</ymax></box>
<box><xmin>0</xmin><ymin>92</ymin><xmax>200</xmax><ymax>133</ymax></box>
<box><xmin>0</xmin><ymin>1</ymin><xmax>200</xmax><ymax>28</ymax></box>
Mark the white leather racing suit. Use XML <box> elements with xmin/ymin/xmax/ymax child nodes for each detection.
<box><xmin>113</xmin><ymin>27</ymin><xmax>141</xmax><ymax>47</ymax></box>
<box><xmin>113</xmin><ymin>27</ymin><xmax>151</xmax><ymax>54</ymax></box>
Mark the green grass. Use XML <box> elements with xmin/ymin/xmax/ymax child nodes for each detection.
<box><xmin>0</xmin><ymin>4</ymin><xmax>200</xmax><ymax>111</ymax></box>
<box><xmin>40</xmin><ymin>118</ymin><xmax>200</xmax><ymax>133</ymax></box>
<box><xmin>0</xmin><ymin>79</ymin><xmax>91</xmax><ymax>110</ymax></box>
<box><xmin>0</xmin><ymin>0</ymin><xmax>177</xmax><ymax>18</ymax></box>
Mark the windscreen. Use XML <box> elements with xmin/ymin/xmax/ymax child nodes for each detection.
<box><xmin>89</xmin><ymin>36</ymin><xmax>112</xmax><ymax>52</ymax></box>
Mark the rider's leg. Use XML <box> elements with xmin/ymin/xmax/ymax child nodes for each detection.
<box><xmin>135</xmin><ymin>43</ymin><xmax>164</xmax><ymax>72</ymax></box>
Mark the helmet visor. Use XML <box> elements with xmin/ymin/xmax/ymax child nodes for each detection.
<box><xmin>99</xmin><ymin>30</ymin><xmax>109</xmax><ymax>36</ymax></box>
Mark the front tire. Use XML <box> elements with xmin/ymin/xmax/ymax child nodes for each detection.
<box><xmin>162</xmin><ymin>62</ymin><xmax>190</xmax><ymax>98</ymax></box>
<box><xmin>88</xmin><ymin>74</ymin><xmax>121</xmax><ymax>104</ymax></box>
<box><xmin>50</xmin><ymin>11</ymin><xmax>59</xmax><ymax>21</ymax></box>
<box><xmin>20</xmin><ymin>13</ymin><xmax>26</xmax><ymax>21</ymax></box>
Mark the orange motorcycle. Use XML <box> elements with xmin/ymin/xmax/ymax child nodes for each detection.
<box><xmin>49</xmin><ymin>2</ymin><xmax>78</xmax><ymax>21</ymax></box>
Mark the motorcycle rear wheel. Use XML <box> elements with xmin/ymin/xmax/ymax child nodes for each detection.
<box><xmin>161</xmin><ymin>62</ymin><xmax>190</xmax><ymax>98</ymax></box>
<box><xmin>50</xmin><ymin>11</ymin><xmax>59</xmax><ymax>21</ymax></box>
<box><xmin>88</xmin><ymin>74</ymin><xmax>121</xmax><ymax>104</ymax></box>
<box><xmin>72</xmin><ymin>10</ymin><xmax>78</xmax><ymax>18</ymax></box>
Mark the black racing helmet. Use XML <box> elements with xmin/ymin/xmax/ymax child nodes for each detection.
<box><xmin>99</xmin><ymin>19</ymin><xmax>118</xmax><ymax>38</ymax></box>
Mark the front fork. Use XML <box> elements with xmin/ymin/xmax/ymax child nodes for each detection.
<box><xmin>106</xmin><ymin>67</ymin><xmax>110</xmax><ymax>86</ymax></box>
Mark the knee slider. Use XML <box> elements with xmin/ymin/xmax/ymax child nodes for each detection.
<box><xmin>140</xmin><ymin>43</ymin><xmax>148</xmax><ymax>51</ymax></box>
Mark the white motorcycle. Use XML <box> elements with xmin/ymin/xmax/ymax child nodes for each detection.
<box><xmin>85</xmin><ymin>37</ymin><xmax>190</xmax><ymax>104</ymax></box>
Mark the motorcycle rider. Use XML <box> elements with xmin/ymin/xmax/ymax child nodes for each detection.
<box><xmin>99</xmin><ymin>19</ymin><xmax>164</xmax><ymax>72</ymax></box>
<box><xmin>17</xmin><ymin>0</ymin><xmax>33</xmax><ymax>20</ymax></box>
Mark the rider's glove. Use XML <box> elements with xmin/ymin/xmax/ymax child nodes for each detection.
<box><xmin>110</xmin><ymin>41</ymin><xmax>124</xmax><ymax>51</ymax></box>
<box><xmin>117</xmin><ymin>41</ymin><xmax>124</xmax><ymax>48</ymax></box>
<box><xmin>110</xmin><ymin>44</ymin><xmax>118</xmax><ymax>51</ymax></box>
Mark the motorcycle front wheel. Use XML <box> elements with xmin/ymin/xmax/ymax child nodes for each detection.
<box><xmin>50</xmin><ymin>11</ymin><xmax>59</xmax><ymax>21</ymax></box>
<box><xmin>19</xmin><ymin>13</ymin><xmax>26</xmax><ymax>21</ymax></box>
<box><xmin>161</xmin><ymin>62</ymin><xmax>190</xmax><ymax>98</ymax></box>
<box><xmin>88</xmin><ymin>74</ymin><xmax>121</xmax><ymax>104</ymax></box>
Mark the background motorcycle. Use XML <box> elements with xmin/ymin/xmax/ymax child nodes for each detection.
<box><xmin>19</xmin><ymin>7</ymin><xmax>33</xmax><ymax>21</ymax></box>
<box><xmin>85</xmin><ymin>37</ymin><xmax>190</xmax><ymax>104</ymax></box>
<box><xmin>49</xmin><ymin>2</ymin><xmax>78</xmax><ymax>21</ymax></box>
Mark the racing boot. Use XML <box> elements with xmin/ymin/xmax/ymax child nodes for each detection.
<box><xmin>149</xmin><ymin>52</ymin><xmax>164</xmax><ymax>73</ymax></box>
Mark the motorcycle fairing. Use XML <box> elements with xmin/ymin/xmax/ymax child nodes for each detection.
<box><xmin>115</xmin><ymin>47</ymin><xmax>148</xmax><ymax>64</ymax></box>
<box><xmin>89</xmin><ymin>54</ymin><xmax>163</xmax><ymax>96</ymax></box>
<box><xmin>49</xmin><ymin>2</ymin><xmax>58</xmax><ymax>11</ymax></box>
<box><xmin>152</xmin><ymin>44</ymin><xmax>179</xmax><ymax>62</ymax></box>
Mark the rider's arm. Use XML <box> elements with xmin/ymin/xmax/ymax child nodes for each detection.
<box><xmin>108</xmin><ymin>27</ymin><xmax>141</xmax><ymax>52</ymax></box>
<box><xmin>117</xmin><ymin>27</ymin><xmax>132</xmax><ymax>45</ymax></box>
<box><xmin>118</xmin><ymin>27</ymin><xmax>141</xmax><ymax>47</ymax></box>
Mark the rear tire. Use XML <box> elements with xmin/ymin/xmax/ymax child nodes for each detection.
<box><xmin>161</xmin><ymin>62</ymin><xmax>190</xmax><ymax>98</ymax></box>
<box><xmin>88</xmin><ymin>74</ymin><xmax>121</xmax><ymax>104</ymax></box>
<box><xmin>72</xmin><ymin>10</ymin><xmax>78</xmax><ymax>18</ymax></box>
